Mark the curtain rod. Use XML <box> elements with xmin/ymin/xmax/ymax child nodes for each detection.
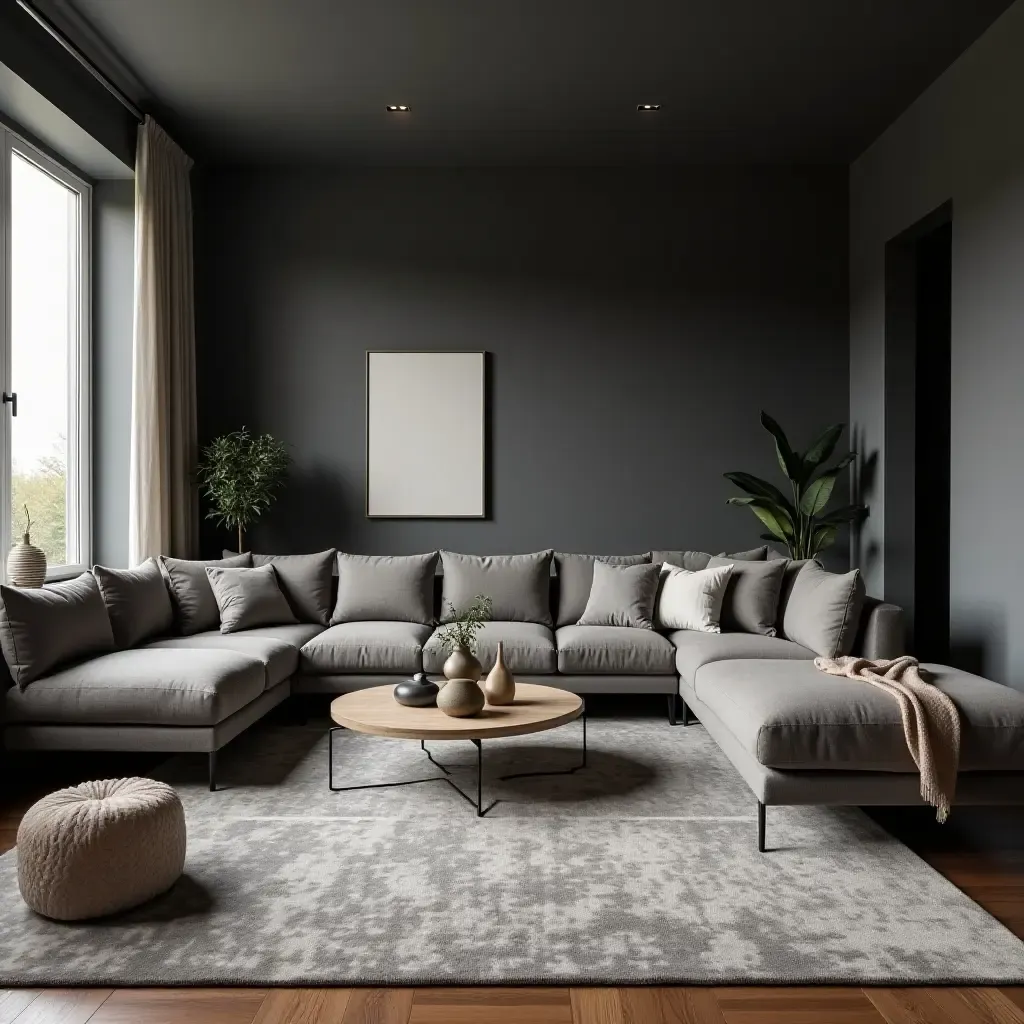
<box><xmin>16</xmin><ymin>0</ymin><xmax>144</xmax><ymax>123</ymax></box>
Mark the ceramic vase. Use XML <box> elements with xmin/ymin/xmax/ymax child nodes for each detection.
<box><xmin>436</xmin><ymin>677</ymin><xmax>485</xmax><ymax>718</ymax></box>
<box><xmin>393</xmin><ymin>672</ymin><xmax>440</xmax><ymax>708</ymax></box>
<box><xmin>484</xmin><ymin>641</ymin><xmax>515</xmax><ymax>705</ymax></box>
<box><xmin>7</xmin><ymin>532</ymin><xmax>46</xmax><ymax>588</ymax></box>
<box><xmin>443</xmin><ymin>645</ymin><xmax>482</xmax><ymax>682</ymax></box>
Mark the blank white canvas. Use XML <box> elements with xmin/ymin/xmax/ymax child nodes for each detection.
<box><xmin>367</xmin><ymin>351</ymin><xmax>485</xmax><ymax>517</ymax></box>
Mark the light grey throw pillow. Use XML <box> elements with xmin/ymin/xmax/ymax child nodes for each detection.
<box><xmin>159</xmin><ymin>553</ymin><xmax>253</xmax><ymax>635</ymax></box>
<box><xmin>554</xmin><ymin>552</ymin><xmax>651</xmax><ymax>627</ymax></box>
<box><xmin>331</xmin><ymin>552</ymin><xmax>438</xmax><ymax>625</ymax></box>
<box><xmin>651</xmin><ymin>547</ymin><xmax>767</xmax><ymax>574</ymax></box>
<box><xmin>706</xmin><ymin>556</ymin><xmax>787</xmax><ymax>636</ymax></box>
<box><xmin>205</xmin><ymin>564</ymin><xmax>298</xmax><ymax>634</ymax></box>
<box><xmin>577</xmin><ymin>560</ymin><xmax>662</xmax><ymax>629</ymax></box>
<box><xmin>440</xmin><ymin>550</ymin><xmax>553</xmax><ymax>625</ymax></box>
<box><xmin>93</xmin><ymin>558</ymin><xmax>174</xmax><ymax>649</ymax></box>
<box><xmin>0</xmin><ymin>573</ymin><xmax>115</xmax><ymax>689</ymax></box>
<box><xmin>781</xmin><ymin>561</ymin><xmax>866</xmax><ymax>658</ymax></box>
<box><xmin>224</xmin><ymin>549</ymin><xmax>336</xmax><ymax>625</ymax></box>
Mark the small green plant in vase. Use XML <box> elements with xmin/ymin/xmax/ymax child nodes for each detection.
<box><xmin>434</xmin><ymin>594</ymin><xmax>493</xmax><ymax>682</ymax></box>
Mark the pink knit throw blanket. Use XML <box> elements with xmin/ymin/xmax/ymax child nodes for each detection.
<box><xmin>814</xmin><ymin>655</ymin><xmax>961</xmax><ymax>822</ymax></box>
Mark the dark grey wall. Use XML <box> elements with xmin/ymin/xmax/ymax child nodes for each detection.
<box><xmin>850</xmin><ymin>2</ymin><xmax>1024</xmax><ymax>687</ymax></box>
<box><xmin>195</xmin><ymin>166</ymin><xmax>849</xmax><ymax>559</ymax></box>
<box><xmin>93</xmin><ymin>179</ymin><xmax>134</xmax><ymax>568</ymax></box>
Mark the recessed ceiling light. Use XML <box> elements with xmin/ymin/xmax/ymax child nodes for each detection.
<box><xmin>386</xmin><ymin>105</ymin><xmax>410</xmax><ymax>112</ymax></box>
<box><xmin>637</xmin><ymin>104</ymin><xmax>661</xmax><ymax>111</ymax></box>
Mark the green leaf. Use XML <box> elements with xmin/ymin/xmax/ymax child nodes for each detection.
<box><xmin>760</xmin><ymin>411</ymin><xmax>805</xmax><ymax>483</ymax></box>
<box><xmin>800</xmin><ymin>469</ymin><xmax>840</xmax><ymax>517</ymax></box>
<box><xmin>746</xmin><ymin>500</ymin><xmax>794</xmax><ymax>542</ymax></box>
<box><xmin>802</xmin><ymin>423</ymin><xmax>844</xmax><ymax>472</ymax></box>
<box><xmin>811</xmin><ymin>525</ymin><xmax>839</xmax><ymax>555</ymax></box>
<box><xmin>816</xmin><ymin>504</ymin><xmax>869</xmax><ymax>526</ymax></box>
<box><xmin>723</xmin><ymin>472</ymin><xmax>795</xmax><ymax>514</ymax></box>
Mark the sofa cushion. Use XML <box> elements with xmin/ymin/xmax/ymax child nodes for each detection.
<box><xmin>226</xmin><ymin>623</ymin><xmax>325</xmax><ymax>647</ymax></box>
<box><xmin>93</xmin><ymin>559</ymin><xmax>174</xmax><ymax>649</ymax></box>
<box><xmin>160</xmin><ymin>553</ymin><xmax>253</xmax><ymax>635</ymax></box>
<box><xmin>556</xmin><ymin>625</ymin><xmax>675</xmax><ymax>675</ymax></box>
<box><xmin>301</xmin><ymin>621</ymin><xmax>432</xmax><ymax>675</ymax></box>
<box><xmin>554</xmin><ymin>553</ymin><xmax>650</xmax><ymax>627</ymax></box>
<box><xmin>206</xmin><ymin>564</ymin><xmax>298</xmax><ymax>633</ymax></box>
<box><xmin>693</xmin><ymin>659</ymin><xmax>1024</xmax><ymax>772</ymax></box>
<box><xmin>424</xmin><ymin>621</ymin><xmax>557</xmax><ymax>675</ymax></box>
<box><xmin>144</xmin><ymin>632</ymin><xmax>298</xmax><ymax>688</ymax></box>
<box><xmin>4</xmin><ymin>649</ymin><xmax>265</xmax><ymax>727</ymax></box>
<box><xmin>440</xmin><ymin>550</ymin><xmax>553</xmax><ymax>626</ymax></box>
<box><xmin>781</xmin><ymin>562</ymin><xmax>865</xmax><ymax>658</ymax></box>
<box><xmin>655</xmin><ymin>563</ymin><xmax>733</xmax><ymax>632</ymax></box>
<box><xmin>577</xmin><ymin>561</ymin><xmax>661</xmax><ymax>630</ymax></box>
<box><xmin>251</xmin><ymin>550</ymin><xmax>336</xmax><ymax>626</ymax></box>
<box><xmin>670</xmin><ymin>629</ymin><xmax>814</xmax><ymax>687</ymax></box>
<box><xmin>0</xmin><ymin>574</ymin><xmax>115</xmax><ymax>689</ymax></box>
<box><xmin>706</xmin><ymin>556</ymin><xmax>786</xmax><ymax>636</ymax></box>
<box><xmin>331</xmin><ymin>552</ymin><xmax>438</xmax><ymax>625</ymax></box>
<box><xmin>651</xmin><ymin>547</ymin><xmax>767</xmax><ymax>573</ymax></box>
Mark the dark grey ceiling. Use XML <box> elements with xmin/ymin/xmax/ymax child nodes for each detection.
<box><xmin>65</xmin><ymin>0</ymin><xmax>1014</xmax><ymax>165</ymax></box>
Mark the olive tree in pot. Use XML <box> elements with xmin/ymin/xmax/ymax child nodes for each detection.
<box><xmin>724</xmin><ymin>412</ymin><xmax>868</xmax><ymax>560</ymax></box>
<box><xmin>196</xmin><ymin>428</ymin><xmax>290</xmax><ymax>553</ymax></box>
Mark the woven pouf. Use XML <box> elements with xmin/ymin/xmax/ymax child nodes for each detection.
<box><xmin>17</xmin><ymin>778</ymin><xmax>186</xmax><ymax>921</ymax></box>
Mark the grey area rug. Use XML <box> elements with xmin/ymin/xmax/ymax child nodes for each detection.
<box><xmin>2</xmin><ymin>712</ymin><xmax>1024</xmax><ymax>985</ymax></box>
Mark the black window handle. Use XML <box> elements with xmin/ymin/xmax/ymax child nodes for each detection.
<box><xmin>3</xmin><ymin>392</ymin><xmax>16</xmax><ymax>417</ymax></box>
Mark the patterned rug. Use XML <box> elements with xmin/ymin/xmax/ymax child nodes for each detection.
<box><xmin>1</xmin><ymin>710</ymin><xmax>1023</xmax><ymax>985</ymax></box>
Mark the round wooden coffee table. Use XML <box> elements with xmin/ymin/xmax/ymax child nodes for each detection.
<box><xmin>328</xmin><ymin>682</ymin><xmax>585</xmax><ymax>816</ymax></box>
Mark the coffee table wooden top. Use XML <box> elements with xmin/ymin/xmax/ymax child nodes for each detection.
<box><xmin>330</xmin><ymin>682</ymin><xmax>583</xmax><ymax>740</ymax></box>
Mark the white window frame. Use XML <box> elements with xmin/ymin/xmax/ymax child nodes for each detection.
<box><xmin>0</xmin><ymin>123</ymin><xmax>92</xmax><ymax>580</ymax></box>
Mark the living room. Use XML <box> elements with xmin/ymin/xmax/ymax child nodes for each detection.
<box><xmin>1</xmin><ymin>0</ymin><xmax>1024</xmax><ymax>1021</ymax></box>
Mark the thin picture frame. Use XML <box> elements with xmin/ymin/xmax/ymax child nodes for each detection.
<box><xmin>365</xmin><ymin>350</ymin><xmax>486</xmax><ymax>519</ymax></box>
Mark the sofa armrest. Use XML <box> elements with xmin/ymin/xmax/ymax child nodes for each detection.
<box><xmin>854</xmin><ymin>597</ymin><xmax>905</xmax><ymax>660</ymax></box>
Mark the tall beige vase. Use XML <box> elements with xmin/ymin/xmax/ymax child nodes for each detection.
<box><xmin>7</xmin><ymin>529</ymin><xmax>46</xmax><ymax>588</ymax></box>
<box><xmin>484</xmin><ymin>641</ymin><xmax>516</xmax><ymax>705</ymax></box>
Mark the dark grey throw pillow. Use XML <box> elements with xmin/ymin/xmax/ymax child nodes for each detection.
<box><xmin>0</xmin><ymin>573</ymin><xmax>115</xmax><ymax>689</ymax></box>
<box><xmin>331</xmin><ymin>552</ymin><xmax>438</xmax><ymax>625</ymax></box>
<box><xmin>93</xmin><ymin>558</ymin><xmax>174</xmax><ymax>649</ymax></box>
<box><xmin>781</xmin><ymin>561</ymin><xmax>865</xmax><ymax>658</ymax></box>
<box><xmin>577</xmin><ymin>560</ymin><xmax>661</xmax><ymax>629</ymax></box>
<box><xmin>651</xmin><ymin>547</ymin><xmax>767</xmax><ymax>574</ymax></box>
<box><xmin>159</xmin><ymin>553</ymin><xmax>253</xmax><ymax>635</ymax></box>
<box><xmin>224</xmin><ymin>549</ymin><xmax>336</xmax><ymax>625</ymax></box>
<box><xmin>706</xmin><ymin>556</ymin><xmax>787</xmax><ymax>636</ymax></box>
<box><xmin>554</xmin><ymin>552</ymin><xmax>651</xmax><ymax>627</ymax></box>
<box><xmin>440</xmin><ymin>550</ymin><xmax>553</xmax><ymax>626</ymax></box>
<box><xmin>205</xmin><ymin>564</ymin><xmax>298</xmax><ymax>634</ymax></box>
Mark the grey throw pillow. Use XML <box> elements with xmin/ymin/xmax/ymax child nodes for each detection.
<box><xmin>440</xmin><ymin>550</ymin><xmax>553</xmax><ymax>625</ymax></box>
<box><xmin>93</xmin><ymin>558</ymin><xmax>174</xmax><ymax>648</ymax></box>
<box><xmin>554</xmin><ymin>552</ymin><xmax>651</xmax><ymax>627</ymax></box>
<box><xmin>331</xmin><ymin>552</ymin><xmax>438</xmax><ymax>625</ymax></box>
<box><xmin>0</xmin><ymin>573</ymin><xmax>115</xmax><ymax>689</ymax></box>
<box><xmin>577</xmin><ymin>560</ymin><xmax>662</xmax><ymax>629</ymax></box>
<box><xmin>224</xmin><ymin>549</ymin><xmax>336</xmax><ymax>625</ymax></box>
<box><xmin>781</xmin><ymin>561</ymin><xmax>866</xmax><ymax>658</ymax></box>
<box><xmin>651</xmin><ymin>547</ymin><xmax>767</xmax><ymax>574</ymax></box>
<box><xmin>716</xmin><ymin>546</ymin><xmax>769</xmax><ymax>561</ymax></box>
<box><xmin>159</xmin><ymin>553</ymin><xmax>253</xmax><ymax>635</ymax></box>
<box><xmin>205</xmin><ymin>564</ymin><xmax>298</xmax><ymax>634</ymax></box>
<box><xmin>706</xmin><ymin>556</ymin><xmax>787</xmax><ymax>636</ymax></box>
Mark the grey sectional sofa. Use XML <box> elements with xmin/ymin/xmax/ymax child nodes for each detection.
<box><xmin>3</xmin><ymin>546</ymin><xmax>1024</xmax><ymax>852</ymax></box>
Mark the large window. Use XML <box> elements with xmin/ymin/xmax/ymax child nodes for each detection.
<box><xmin>1</xmin><ymin>126</ymin><xmax>91</xmax><ymax>578</ymax></box>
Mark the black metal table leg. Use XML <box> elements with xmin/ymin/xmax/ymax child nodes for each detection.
<box><xmin>498</xmin><ymin>700</ymin><xmax>587</xmax><ymax>781</ymax></box>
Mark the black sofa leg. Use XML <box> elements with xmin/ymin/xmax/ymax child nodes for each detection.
<box><xmin>208</xmin><ymin>750</ymin><xmax>217</xmax><ymax>792</ymax></box>
<box><xmin>667</xmin><ymin>694</ymin><xmax>677</xmax><ymax>726</ymax></box>
<box><xmin>680</xmin><ymin>697</ymin><xmax>690</xmax><ymax>727</ymax></box>
<box><xmin>757</xmin><ymin>800</ymin><xmax>766</xmax><ymax>852</ymax></box>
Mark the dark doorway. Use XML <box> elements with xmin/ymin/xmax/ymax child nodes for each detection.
<box><xmin>882</xmin><ymin>203</ymin><xmax>952</xmax><ymax>657</ymax></box>
<box><xmin>913</xmin><ymin>221</ymin><xmax>952</xmax><ymax>661</ymax></box>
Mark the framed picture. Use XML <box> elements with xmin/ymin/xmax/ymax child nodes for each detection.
<box><xmin>366</xmin><ymin>351</ymin><xmax>486</xmax><ymax>518</ymax></box>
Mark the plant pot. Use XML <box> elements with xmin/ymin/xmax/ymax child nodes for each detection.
<box><xmin>484</xmin><ymin>641</ymin><xmax>515</xmax><ymax>706</ymax></box>
<box><xmin>7</xmin><ymin>533</ymin><xmax>46</xmax><ymax>588</ymax></box>
<box><xmin>443</xmin><ymin>646</ymin><xmax>482</xmax><ymax>682</ymax></box>
<box><xmin>436</xmin><ymin>677</ymin><xmax>485</xmax><ymax>718</ymax></box>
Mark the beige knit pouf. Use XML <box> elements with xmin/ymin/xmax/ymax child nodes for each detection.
<box><xmin>17</xmin><ymin>778</ymin><xmax>186</xmax><ymax>921</ymax></box>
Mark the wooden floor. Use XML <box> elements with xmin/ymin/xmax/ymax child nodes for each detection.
<box><xmin>5</xmin><ymin>744</ymin><xmax>1024</xmax><ymax>1024</ymax></box>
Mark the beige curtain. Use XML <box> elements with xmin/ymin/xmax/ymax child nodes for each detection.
<box><xmin>129</xmin><ymin>117</ymin><xmax>198</xmax><ymax>564</ymax></box>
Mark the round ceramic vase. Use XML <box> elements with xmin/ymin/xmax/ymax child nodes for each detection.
<box><xmin>443</xmin><ymin>646</ymin><xmax>482</xmax><ymax>682</ymax></box>
<box><xmin>436</xmin><ymin>677</ymin><xmax>485</xmax><ymax>718</ymax></box>
<box><xmin>393</xmin><ymin>672</ymin><xmax>440</xmax><ymax>708</ymax></box>
<box><xmin>484</xmin><ymin>641</ymin><xmax>516</xmax><ymax>706</ymax></box>
<box><xmin>7</xmin><ymin>534</ymin><xmax>46</xmax><ymax>588</ymax></box>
